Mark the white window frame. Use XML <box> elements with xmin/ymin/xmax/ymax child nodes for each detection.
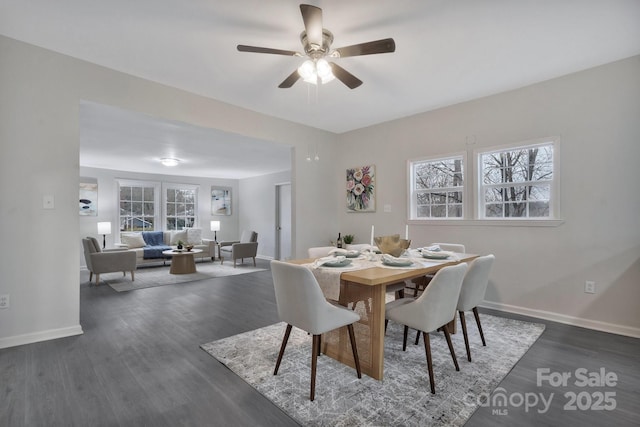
<box><xmin>475</xmin><ymin>137</ymin><xmax>560</xmax><ymax>222</ymax></box>
<box><xmin>408</xmin><ymin>152</ymin><xmax>467</xmax><ymax>221</ymax></box>
<box><xmin>116</xmin><ymin>179</ymin><xmax>161</xmax><ymax>234</ymax></box>
<box><xmin>162</xmin><ymin>183</ymin><xmax>200</xmax><ymax>230</ymax></box>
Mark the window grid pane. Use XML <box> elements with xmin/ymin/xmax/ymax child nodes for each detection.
<box><xmin>479</xmin><ymin>142</ymin><xmax>554</xmax><ymax>219</ymax></box>
<box><xmin>412</xmin><ymin>156</ymin><xmax>464</xmax><ymax>219</ymax></box>
<box><xmin>165</xmin><ymin>187</ymin><xmax>198</xmax><ymax>230</ymax></box>
<box><xmin>119</xmin><ymin>185</ymin><xmax>156</xmax><ymax>231</ymax></box>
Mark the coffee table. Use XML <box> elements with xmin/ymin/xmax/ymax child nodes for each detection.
<box><xmin>162</xmin><ymin>248</ymin><xmax>203</xmax><ymax>274</ymax></box>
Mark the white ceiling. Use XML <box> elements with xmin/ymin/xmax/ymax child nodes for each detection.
<box><xmin>2</xmin><ymin>0</ymin><xmax>640</xmax><ymax>177</ymax></box>
<box><xmin>79</xmin><ymin>101</ymin><xmax>292</xmax><ymax>179</ymax></box>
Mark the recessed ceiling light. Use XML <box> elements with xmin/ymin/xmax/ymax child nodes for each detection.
<box><xmin>160</xmin><ymin>158</ymin><xmax>180</xmax><ymax>166</ymax></box>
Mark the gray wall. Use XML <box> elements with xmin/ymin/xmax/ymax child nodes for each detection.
<box><xmin>239</xmin><ymin>170</ymin><xmax>291</xmax><ymax>259</ymax></box>
<box><xmin>1</xmin><ymin>33</ymin><xmax>638</xmax><ymax>349</ymax></box>
<box><xmin>0</xmin><ymin>35</ymin><xmax>336</xmax><ymax>348</ymax></box>
<box><xmin>336</xmin><ymin>56</ymin><xmax>640</xmax><ymax>336</ymax></box>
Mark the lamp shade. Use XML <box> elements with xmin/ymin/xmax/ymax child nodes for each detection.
<box><xmin>97</xmin><ymin>222</ymin><xmax>112</xmax><ymax>235</ymax></box>
<box><xmin>210</xmin><ymin>220</ymin><xmax>221</xmax><ymax>232</ymax></box>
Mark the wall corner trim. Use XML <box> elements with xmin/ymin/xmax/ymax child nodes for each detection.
<box><xmin>480</xmin><ymin>301</ymin><xmax>640</xmax><ymax>339</ymax></box>
<box><xmin>0</xmin><ymin>325</ymin><xmax>84</xmax><ymax>350</ymax></box>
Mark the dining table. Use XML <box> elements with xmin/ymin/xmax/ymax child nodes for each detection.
<box><xmin>290</xmin><ymin>250</ymin><xmax>478</xmax><ymax>380</ymax></box>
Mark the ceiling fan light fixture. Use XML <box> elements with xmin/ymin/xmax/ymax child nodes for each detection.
<box><xmin>316</xmin><ymin>58</ymin><xmax>335</xmax><ymax>83</ymax></box>
<box><xmin>160</xmin><ymin>157</ymin><xmax>180</xmax><ymax>167</ymax></box>
<box><xmin>298</xmin><ymin>59</ymin><xmax>316</xmax><ymax>81</ymax></box>
<box><xmin>298</xmin><ymin>58</ymin><xmax>335</xmax><ymax>85</ymax></box>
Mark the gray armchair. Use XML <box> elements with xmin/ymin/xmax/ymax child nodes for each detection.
<box><xmin>82</xmin><ymin>237</ymin><xmax>137</xmax><ymax>286</ymax></box>
<box><xmin>219</xmin><ymin>230</ymin><xmax>258</xmax><ymax>267</ymax></box>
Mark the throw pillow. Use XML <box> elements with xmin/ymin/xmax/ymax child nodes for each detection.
<box><xmin>121</xmin><ymin>232</ymin><xmax>146</xmax><ymax>249</ymax></box>
<box><xmin>170</xmin><ymin>230</ymin><xmax>188</xmax><ymax>245</ymax></box>
<box><xmin>185</xmin><ymin>228</ymin><xmax>202</xmax><ymax>245</ymax></box>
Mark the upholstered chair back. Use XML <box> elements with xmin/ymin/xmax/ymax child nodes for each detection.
<box><xmin>457</xmin><ymin>254</ymin><xmax>495</xmax><ymax>312</ymax></box>
<box><xmin>429</xmin><ymin>243</ymin><xmax>466</xmax><ymax>253</ymax></box>
<box><xmin>392</xmin><ymin>263</ymin><xmax>468</xmax><ymax>333</ymax></box>
<box><xmin>240</xmin><ymin>230</ymin><xmax>258</xmax><ymax>243</ymax></box>
<box><xmin>82</xmin><ymin>237</ymin><xmax>101</xmax><ymax>271</ymax></box>
<box><xmin>271</xmin><ymin>260</ymin><xmax>359</xmax><ymax>335</ymax></box>
<box><xmin>307</xmin><ymin>246</ymin><xmax>335</xmax><ymax>258</ymax></box>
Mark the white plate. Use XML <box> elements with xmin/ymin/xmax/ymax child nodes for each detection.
<box><xmin>323</xmin><ymin>259</ymin><xmax>352</xmax><ymax>267</ymax></box>
<box><xmin>422</xmin><ymin>252</ymin><xmax>449</xmax><ymax>260</ymax></box>
<box><xmin>382</xmin><ymin>259</ymin><xmax>413</xmax><ymax>267</ymax></box>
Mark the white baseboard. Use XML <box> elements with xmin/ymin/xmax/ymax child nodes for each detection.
<box><xmin>480</xmin><ymin>301</ymin><xmax>640</xmax><ymax>339</ymax></box>
<box><xmin>0</xmin><ymin>325</ymin><xmax>84</xmax><ymax>349</ymax></box>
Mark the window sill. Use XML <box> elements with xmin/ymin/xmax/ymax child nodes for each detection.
<box><xmin>408</xmin><ymin>219</ymin><xmax>565</xmax><ymax>227</ymax></box>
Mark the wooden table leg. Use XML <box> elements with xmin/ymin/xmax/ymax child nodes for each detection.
<box><xmin>321</xmin><ymin>280</ymin><xmax>385</xmax><ymax>380</ymax></box>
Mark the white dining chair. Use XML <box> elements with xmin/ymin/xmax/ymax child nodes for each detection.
<box><xmin>270</xmin><ymin>260</ymin><xmax>362</xmax><ymax>401</ymax></box>
<box><xmin>408</xmin><ymin>243</ymin><xmax>467</xmax><ymax>298</ymax></box>
<box><xmin>344</xmin><ymin>243</ymin><xmax>374</xmax><ymax>251</ymax></box>
<box><xmin>457</xmin><ymin>254</ymin><xmax>495</xmax><ymax>362</ymax></box>
<box><xmin>430</xmin><ymin>243</ymin><xmax>466</xmax><ymax>253</ymax></box>
<box><xmin>307</xmin><ymin>246</ymin><xmax>336</xmax><ymax>258</ymax></box>
<box><xmin>385</xmin><ymin>262</ymin><xmax>468</xmax><ymax>394</ymax></box>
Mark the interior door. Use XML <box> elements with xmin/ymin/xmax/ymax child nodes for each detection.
<box><xmin>275</xmin><ymin>183</ymin><xmax>292</xmax><ymax>260</ymax></box>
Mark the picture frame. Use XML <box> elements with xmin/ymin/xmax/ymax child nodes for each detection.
<box><xmin>79</xmin><ymin>178</ymin><xmax>98</xmax><ymax>216</ymax></box>
<box><xmin>211</xmin><ymin>186</ymin><xmax>232</xmax><ymax>215</ymax></box>
<box><xmin>346</xmin><ymin>165</ymin><xmax>375</xmax><ymax>212</ymax></box>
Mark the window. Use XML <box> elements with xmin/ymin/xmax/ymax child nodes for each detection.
<box><xmin>477</xmin><ymin>139</ymin><xmax>556</xmax><ymax>219</ymax></box>
<box><xmin>165</xmin><ymin>185</ymin><xmax>198</xmax><ymax>230</ymax></box>
<box><xmin>409</xmin><ymin>154</ymin><xmax>464</xmax><ymax>219</ymax></box>
<box><xmin>117</xmin><ymin>180</ymin><xmax>200</xmax><ymax>234</ymax></box>
<box><xmin>118</xmin><ymin>181</ymin><xmax>159</xmax><ymax>231</ymax></box>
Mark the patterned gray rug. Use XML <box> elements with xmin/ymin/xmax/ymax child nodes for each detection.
<box><xmin>97</xmin><ymin>262</ymin><xmax>266</xmax><ymax>292</ymax></box>
<box><xmin>201</xmin><ymin>314</ymin><xmax>544</xmax><ymax>426</ymax></box>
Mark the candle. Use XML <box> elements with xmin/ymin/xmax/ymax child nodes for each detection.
<box><xmin>370</xmin><ymin>225</ymin><xmax>375</xmax><ymax>246</ymax></box>
<box><xmin>405</xmin><ymin>224</ymin><xmax>409</xmax><ymax>240</ymax></box>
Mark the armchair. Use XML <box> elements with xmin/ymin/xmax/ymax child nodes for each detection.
<box><xmin>219</xmin><ymin>230</ymin><xmax>258</xmax><ymax>267</ymax></box>
<box><xmin>82</xmin><ymin>237</ymin><xmax>137</xmax><ymax>286</ymax></box>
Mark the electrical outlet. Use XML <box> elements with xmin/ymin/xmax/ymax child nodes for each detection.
<box><xmin>0</xmin><ymin>294</ymin><xmax>9</xmax><ymax>309</ymax></box>
<box><xmin>585</xmin><ymin>281</ymin><xmax>596</xmax><ymax>294</ymax></box>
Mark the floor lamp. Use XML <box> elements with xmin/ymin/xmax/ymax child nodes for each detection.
<box><xmin>210</xmin><ymin>221</ymin><xmax>221</xmax><ymax>261</ymax></box>
<box><xmin>97</xmin><ymin>221</ymin><xmax>112</xmax><ymax>249</ymax></box>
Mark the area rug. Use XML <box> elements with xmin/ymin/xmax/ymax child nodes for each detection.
<box><xmin>201</xmin><ymin>314</ymin><xmax>545</xmax><ymax>426</ymax></box>
<box><xmin>99</xmin><ymin>262</ymin><xmax>266</xmax><ymax>292</ymax></box>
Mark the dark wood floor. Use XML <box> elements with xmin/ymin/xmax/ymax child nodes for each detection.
<box><xmin>1</xmin><ymin>259</ymin><xmax>638</xmax><ymax>426</ymax></box>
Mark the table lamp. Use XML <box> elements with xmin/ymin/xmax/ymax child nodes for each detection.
<box><xmin>97</xmin><ymin>221</ymin><xmax>112</xmax><ymax>249</ymax></box>
<box><xmin>210</xmin><ymin>220</ymin><xmax>220</xmax><ymax>242</ymax></box>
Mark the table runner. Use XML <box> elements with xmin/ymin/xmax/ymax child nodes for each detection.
<box><xmin>304</xmin><ymin>251</ymin><xmax>455</xmax><ymax>301</ymax></box>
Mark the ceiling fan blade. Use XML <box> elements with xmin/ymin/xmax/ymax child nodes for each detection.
<box><xmin>334</xmin><ymin>38</ymin><xmax>396</xmax><ymax>58</ymax></box>
<box><xmin>300</xmin><ymin>4</ymin><xmax>323</xmax><ymax>47</ymax></box>
<box><xmin>278</xmin><ymin>70</ymin><xmax>301</xmax><ymax>88</ymax></box>
<box><xmin>329</xmin><ymin>63</ymin><xmax>363</xmax><ymax>89</ymax></box>
<box><xmin>237</xmin><ymin>45</ymin><xmax>299</xmax><ymax>56</ymax></box>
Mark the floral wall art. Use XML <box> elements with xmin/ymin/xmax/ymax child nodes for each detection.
<box><xmin>346</xmin><ymin>165</ymin><xmax>375</xmax><ymax>212</ymax></box>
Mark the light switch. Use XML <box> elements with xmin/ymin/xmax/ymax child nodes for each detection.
<box><xmin>384</xmin><ymin>204</ymin><xmax>392</xmax><ymax>213</ymax></box>
<box><xmin>43</xmin><ymin>195</ymin><xmax>55</xmax><ymax>209</ymax></box>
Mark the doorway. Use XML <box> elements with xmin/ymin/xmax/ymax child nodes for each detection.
<box><xmin>275</xmin><ymin>183</ymin><xmax>292</xmax><ymax>260</ymax></box>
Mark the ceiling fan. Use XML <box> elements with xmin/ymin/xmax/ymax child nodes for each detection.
<box><xmin>237</xmin><ymin>4</ymin><xmax>396</xmax><ymax>89</ymax></box>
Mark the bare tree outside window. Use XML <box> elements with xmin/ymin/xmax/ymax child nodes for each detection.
<box><xmin>119</xmin><ymin>185</ymin><xmax>155</xmax><ymax>231</ymax></box>
<box><xmin>412</xmin><ymin>156</ymin><xmax>464</xmax><ymax>218</ymax></box>
<box><xmin>166</xmin><ymin>188</ymin><xmax>197</xmax><ymax>230</ymax></box>
<box><xmin>480</xmin><ymin>143</ymin><xmax>553</xmax><ymax>218</ymax></box>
